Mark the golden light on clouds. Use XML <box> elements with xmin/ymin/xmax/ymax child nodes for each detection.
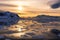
<box><xmin>0</xmin><ymin>0</ymin><xmax>60</xmax><ymax>18</ymax></box>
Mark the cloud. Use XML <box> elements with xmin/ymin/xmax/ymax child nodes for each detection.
<box><xmin>48</xmin><ymin>0</ymin><xmax>60</xmax><ymax>9</ymax></box>
<box><xmin>0</xmin><ymin>3</ymin><xmax>17</xmax><ymax>7</ymax></box>
<box><xmin>51</xmin><ymin>3</ymin><xmax>60</xmax><ymax>9</ymax></box>
<box><xmin>0</xmin><ymin>0</ymin><xmax>60</xmax><ymax>12</ymax></box>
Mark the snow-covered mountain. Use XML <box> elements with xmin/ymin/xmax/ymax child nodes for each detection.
<box><xmin>0</xmin><ymin>11</ymin><xmax>20</xmax><ymax>26</ymax></box>
<box><xmin>32</xmin><ymin>15</ymin><xmax>60</xmax><ymax>23</ymax></box>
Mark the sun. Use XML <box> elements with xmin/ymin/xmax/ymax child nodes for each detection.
<box><xmin>18</xmin><ymin>6</ymin><xmax>23</xmax><ymax>11</ymax></box>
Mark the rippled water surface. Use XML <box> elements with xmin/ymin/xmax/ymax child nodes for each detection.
<box><xmin>0</xmin><ymin>19</ymin><xmax>60</xmax><ymax>39</ymax></box>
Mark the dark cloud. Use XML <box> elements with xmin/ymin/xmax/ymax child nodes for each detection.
<box><xmin>51</xmin><ymin>3</ymin><xmax>60</xmax><ymax>9</ymax></box>
<box><xmin>48</xmin><ymin>0</ymin><xmax>60</xmax><ymax>9</ymax></box>
<box><xmin>0</xmin><ymin>3</ymin><xmax>17</xmax><ymax>7</ymax></box>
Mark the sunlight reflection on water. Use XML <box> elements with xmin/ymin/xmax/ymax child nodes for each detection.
<box><xmin>0</xmin><ymin>18</ymin><xmax>60</xmax><ymax>39</ymax></box>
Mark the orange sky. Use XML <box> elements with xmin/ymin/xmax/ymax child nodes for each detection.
<box><xmin>0</xmin><ymin>0</ymin><xmax>60</xmax><ymax>17</ymax></box>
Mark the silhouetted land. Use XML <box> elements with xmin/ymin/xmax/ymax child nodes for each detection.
<box><xmin>0</xmin><ymin>11</ymin><xmax>60</xmax><ymax>40</ymax></box>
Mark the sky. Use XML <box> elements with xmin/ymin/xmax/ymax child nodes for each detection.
<box><xmin>0</xmin><ymin>0</ymin><xmax>60</xmax><ymax>17</ymax></box>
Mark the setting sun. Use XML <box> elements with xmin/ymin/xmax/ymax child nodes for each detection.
<box><xmin>18</xmin><ymin>6</ymin><xmax>23</xmax><ymax>11</ymax></box>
